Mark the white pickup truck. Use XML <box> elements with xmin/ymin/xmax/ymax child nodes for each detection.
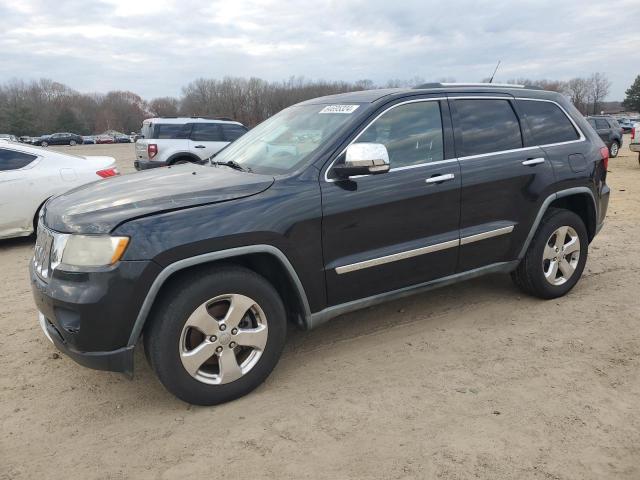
<box><xmin>134</xmin><ymin>117</ymin><xmax>247</xmax><ymax>170</ymax></box>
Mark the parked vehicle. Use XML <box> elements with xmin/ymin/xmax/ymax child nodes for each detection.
<box><xmin>0</xmin><ymin>143</ymin><xmax>118</xmax><ymax>240</ymax></box>
<box><xmin>83</xmin><ymin>136</ymin><xmax>96</xmax><ymax>144</ymax></box>
<box><xmin>39</xmin><ymin>132</ymin><xmax>83</xmax><ymax>147</ymax></box>
<box><xmin>586</xmin><ymin>116</ymin><xmax>623</xmax><ymax>158</ymax></box>
<box><xmin>616</xmin><ymin>118</ymin><xmax>634</xmax><ymax>133</ymax></box>
<box><xmin>0</xmin><ymin>134</ymin><xmax>18</xmax><ymax>142</ymax></box>
<box><xmin>96</xmin><ymin>134</ymin><xmax>115</xmax><ymax>144</ymax></box>
<box><xmin>134</xmin><ymin>117</ymin><xmax>248</xmax><ymax>170</ymax></box>
<box><xmin>630</xmin><ymin>122</ymin><xmax>640</xmax><ymax>164</ymax></box>
<box><xmin>114</xmin><ymin>134</ymin><xmax>132</xmax><ymax>143</ymax></box>
<box><xmin>31</xmin><ymin>84</ymin><xmax>609</xmax><ymax>405</ymax></box>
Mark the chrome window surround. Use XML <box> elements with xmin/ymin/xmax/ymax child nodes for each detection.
<box><xmin>335</xmin><ymin>225</ymin><xmax>514</xmax><ymax>274</ymax></box>
<box><xmin>324</xmin><ymin>96</ymin><xmax>585</xmax><ymax>181</ymax></box>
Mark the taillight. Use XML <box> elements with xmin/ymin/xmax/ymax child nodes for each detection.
<box><xmin>632</xmin><ymin>126</ymin><xmax>636</xmax><ymax>141</ymax></box>
<box><xmin>148</xmin><ymin>144</ymin><xmax>158</xmax><ymax>159</ymax></box>
<box><xmin>599</xmin><ymin>146</ymin><xmax>609</xmax><ymax>171</ymax></box>
<box><xmin>96</xmin><ymin>167</ymin><xmax>119</xmax><ymax>178</ymax></box>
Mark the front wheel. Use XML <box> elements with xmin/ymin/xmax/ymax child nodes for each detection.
<box><xmin>40</xmin><ymin>141</ymin><xmax>48</xmax><ymax>147</ymax></box>
<box><xmin>511</xmin><ymin>208</ymin><xmax>588</xmax><ymax>299</ymax></box>
<box><xmin>144</xmin><ymin>266</ymin><xmax>287</xmax><ymax>405</ymax></box>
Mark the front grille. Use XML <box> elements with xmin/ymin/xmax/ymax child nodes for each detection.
<box><xmin>33</xmin><ymin>223</ymin><xmax>54</xmax><ymax>281</ymax></box>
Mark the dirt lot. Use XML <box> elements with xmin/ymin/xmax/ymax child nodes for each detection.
<box><xmin>1</xmin><ymin>140</ymin><xmax>639</xmax><ymax>479</ymax></box>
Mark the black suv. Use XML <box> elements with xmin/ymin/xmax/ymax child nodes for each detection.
<box><xmin>31</xmin><ymin>84</ymin><xmax>610</xmax><ymax>405</ymax></box>
<box><xmin>40</xmin><ymin>132</ymin><xmax>84</xmax><ymax>147</ymax></box>
<box><xmin>586</xmin><ymin>116</ymin><xmax>623</xmax><ymax>158</ymax></box>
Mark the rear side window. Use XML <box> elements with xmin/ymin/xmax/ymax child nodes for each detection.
<box><xmin>191</xmin><ymin>123</ymin><xmax>224</xmax><ymax>142</ymax></box>
<box><xmin>221</xmin><ymin>124</ymin><xmax>248</xmax><ymax>142</ymax></box>
<box><xmin>453</xmin><ymin>99</ymin><xmax>522</xmax><ymax>157</ymax></box>
<box><xmin>152</xmin><ymin>124</ymin><xmax>191</xmax><ymax>139</ymax></box>
<box><xmin>355</xmin><ymin>101</ymin><xmax>444</xmax><ymax>168</ymax></box>
<box><xmin>516</xmin><ymin>100</ymin><xmax>579</xmax><ymax>145</ymax></box>
<box><xmin>595</xmin><ymin>119</ymin><xmax>610</xmax><ymax>130</ymax></box>
<box><xmin>0</xmin><ymin>148</ymin><xmax>37</xmax><ymax>171</ymax></box>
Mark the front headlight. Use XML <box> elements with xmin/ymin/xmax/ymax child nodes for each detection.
<box><xmin>55</xmin><ymin>235</ymin><xmax>130</xmax><ymax>269</ymax></box>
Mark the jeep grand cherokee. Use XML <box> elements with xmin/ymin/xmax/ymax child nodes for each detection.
<box><xmin>31</xmin><ymin>83</ymin><xmax>610</xmax><ymax>405</ymax></box>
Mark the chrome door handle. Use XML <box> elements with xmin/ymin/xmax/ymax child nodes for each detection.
<box><xmin>522</xmin><ymin>157</ymin><xmax>545</xmax><ymax>166</ymax></box>
<box><xmin>426</xmin><ymin>173</ymin><xmax>455</xmax><ymax>184</ymax></box>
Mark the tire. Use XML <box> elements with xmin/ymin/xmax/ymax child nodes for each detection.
<box><xmin>144</xmin><ymin>266</ymin><xmax>287</xmax><ymax>405</ymax></box>
<box><xmin>511</xmin><ymin>208</ymin><xmax>588</xmax><ymax>299</ymax></box>
<box><xmin>69</xmin><ymin>140</ymin><xmax>76</xmax><ymax>146</ymax></box>
<box><xmin>609</xmin><ymin>141</ymin><xmax>619</xmax><ymax>158</ymax></box>
<box><xmin>40</xmin><ymin>141</ymin><xmax>48</xmax><ymax>147</ymax></box>
<box><xmin>172</xmin><ymin>158</ymin><xmax>192</xmax><ymax>165</ymax></box>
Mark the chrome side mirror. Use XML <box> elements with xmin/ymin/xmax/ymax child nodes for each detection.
<box><xmin>333</xmin><ymin>143</ymin><xmax>390</xmax><ymax>178</ymax></box>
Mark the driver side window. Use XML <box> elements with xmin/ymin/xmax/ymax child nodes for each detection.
<box><xmin>355</xmin><ymin>101</ymin><xmax>444</xmax><ymax>168</ymax></box>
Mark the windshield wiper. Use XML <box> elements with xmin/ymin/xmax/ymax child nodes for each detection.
<box><xmin>211</xmin><ymin>159</ymin><xmax>249</xmax><ymax>172</ymax></box>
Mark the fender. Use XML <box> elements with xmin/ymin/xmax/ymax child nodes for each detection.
<box><xmin>126</xmin><ymin>245</ymin><xmax>311</xmax><ymax>347</ymax></box>
<box><xmin>517</xmin><ymin>186</ymin><xmax>597</xmax><ymax>259</ymax></box>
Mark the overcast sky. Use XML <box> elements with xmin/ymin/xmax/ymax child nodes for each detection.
<box><xmin>1</xmin><ymin>0</ymin><xmax>638</xmax><ymax>100</ymax></box>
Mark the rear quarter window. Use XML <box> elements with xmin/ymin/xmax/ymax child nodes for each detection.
<box><xmin>0</xmin><ymin>148</ymin><xmax>37</xmax><ymax>171</ymax></box>
<box><xmin>516</xmin><ymin>100</ymin><xmax>580</xmax><ymax>145</ymax></box>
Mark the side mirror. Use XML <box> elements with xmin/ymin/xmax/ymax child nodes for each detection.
<box><xmin>333</xmin><ymin>143</ymin><xmax>390</xmax><ymax>178</ymax></box>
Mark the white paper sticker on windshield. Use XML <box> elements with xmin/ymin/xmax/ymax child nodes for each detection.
<box><xmin>319</xmin><ymin>104</ymin><xmax>360</xmax><ymax>114</ymax></box>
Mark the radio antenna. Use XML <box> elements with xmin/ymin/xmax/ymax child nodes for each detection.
<box><xmin>489</xmin><ymin>60</ymin><xmax>501</xmax><ymax>83</ymax></box>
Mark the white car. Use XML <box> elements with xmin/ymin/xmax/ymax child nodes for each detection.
<box><xmin>134</xmin><ymin>117</ymin><xmax>247</xmax><ymax>170</ymax></box>
<box><xmin>0</xmin><ymin>143</ymin><xmax>118</xmax><ymax>240</ymax></box>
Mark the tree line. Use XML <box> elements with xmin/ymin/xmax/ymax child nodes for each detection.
<box><xmin>0</xmin><ymin>72</ymin><xmax>627</xmax><ymax>137</ymax></box>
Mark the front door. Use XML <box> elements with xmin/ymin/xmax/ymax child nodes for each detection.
<box><xmin>189</xmin><ymin>123</ymin><xmax>228</xmax><ymax>160</ymax></box>
<box><xmin>321</xmin><ymin>99</ymin><xmax>461</xmax><ymax>306</ymax></box>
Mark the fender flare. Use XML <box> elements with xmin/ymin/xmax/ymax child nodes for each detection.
<box><xmin>126</xmin><ymin>245</ymin><xmax>311</xmax><ymax>347</ymax></box>
<box><xmin>517</xmin><ymin>186</ymin><xmax>597</xmax><ymax>259</ymax></box>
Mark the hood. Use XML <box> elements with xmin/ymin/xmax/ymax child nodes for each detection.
<box><xmin>44</xmin><ymin>164</ymin><xmax>274</xmax><ymax>234</ymax></box>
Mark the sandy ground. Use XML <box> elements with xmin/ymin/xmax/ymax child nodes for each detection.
<box><xmin>1</xmin><ymin>140</ymin><xmax>639</xmax><ymax>479</ymax></box>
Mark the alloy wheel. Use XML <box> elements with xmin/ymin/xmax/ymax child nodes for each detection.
<box><xmin>610</xmin><ymin>142</ymin><xmax>618</xmax><ymax>157</ymax></box>
<box><xmin>542</xmin><ymin>226</ymin><xmax>581</xmax><ymax>286</ymax></box>
<box><xmin>178</xmin><ymin>294</ymin><xmax>268</xmax><ymax>385</ymax></box>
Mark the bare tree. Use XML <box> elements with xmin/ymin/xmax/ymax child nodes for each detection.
<box><xmin>565</xmin><ymin>78</ymin><xmax>591</xmax><ymax>114</ymax></box>
<box><xmin>587</xmin><ymin>72</ymin><xmax>611</xmax><ymax>115</ymax></box>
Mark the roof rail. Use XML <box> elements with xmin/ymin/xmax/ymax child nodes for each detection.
<box><xmin>413</xmin><ymin>82</ymin><xmax>543</xmax><ymax>90</ymax></box>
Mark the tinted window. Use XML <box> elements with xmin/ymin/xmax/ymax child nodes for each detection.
<box><xmin>517</xmin><ymin>100</ymin><xmax>579</xmax><ymax>145</ymax></box>
<box><xmin>191</xmin><ymin>123</ymin><xmax>224</xmax><ymax>142</ymax></box>
<box><xmin>355</xmin><ymin>101</ymin><xmax>443</xmax><ymax>168</ymax></box>
<box><xmin>587</xmin><ymin>118</ymin><xmax>597</xmax><ymax>128</ymax></box>
<box><xmin>453</xmin><ymin>99</ymin><xmax>522</xmax><ymax>156</ymax></box>
<box><xmin>222</xmin><ymin>124</ymin><xmax>247</xmax><ymax>141</ymax></box>
<box><xmin>595</xmin><ymin>119</ymin><xmax>609</xmax><ymax>130</ymax></box>
<box><xmin>153</xmin><ymin>124</ymin><xmax>191</xmax><ymax>139</ymax></box>
<box><xmin>0</xmin><ymin>148</ymin><xmax>37</xmax><ymax>171</ymax></box>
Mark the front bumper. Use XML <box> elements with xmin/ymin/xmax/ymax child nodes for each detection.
<box><xmin>134</xmin><ymin>159</ymin><xmax>167</xmax><ymax>170</ymax></box>
<box><xmin>30</xmin><ymin>258</ymin><xmax>161</xmax><ymax>374</ymax></box>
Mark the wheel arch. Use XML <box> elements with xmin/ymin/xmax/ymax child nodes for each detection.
<box><xmin>166</xmin><ymin>152</ymin><xmax>202</xmax><ymax>165</ymax></box>
<box><xmin>518</xmin><ymin>187</ymin><xmax>597</xmax><ymax>259</ymax></box>
<box><xmin>128</xmin><ymin>245</ymin><xmax>311</xmax><ymax>347</ymax></box>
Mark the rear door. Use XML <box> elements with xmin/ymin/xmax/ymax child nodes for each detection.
<box><xmin>321</xmin><ymin>98</ymin><xmax>461</xmax><ymax>305</ymax></box>
<box><xmin>450</xmin><ymin>96</ymin><xmax>555</xmax><ymax>271</ymax></box>
<box><xmin>189</xmin><ymin>123</ymin><xmax>228</xmax><ymax>160</ymax></box>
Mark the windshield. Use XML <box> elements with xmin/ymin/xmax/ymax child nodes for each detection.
<box><xmin>213</xmin><ymin>104</ymin><xmax>361</xmax><ymax>175</ymax></box>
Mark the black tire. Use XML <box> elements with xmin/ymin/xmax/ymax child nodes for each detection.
<box><xmin>172</xmin><ymin>158</ymin><xmax>192</xmax><ymax>165</ymax></box>
<box><xmin>144</xmin><ymin>266</ymin><xmax>287</xmax><ymax>405</ymax></box>
<box><xmin>609</xmin><ymin>141</ymin><xmax>620</xmax><ymax>158</ymax></box>
<box><xmin>511</xmin><ymin>208</ymin><xmax>588</xmax><ymax>299</ymax></box>
<box><xmin>69</xmin><ymin>140</ymin><xmax>77</xmax><ymax>146</ymax></box>
<box><xmin>40</xmin><ymin>141</ymin><xmax>48</xmax><ymax>147</ymax></box>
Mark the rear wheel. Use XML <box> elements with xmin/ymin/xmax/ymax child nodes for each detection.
<box><xmin>40</xmin><ymin>141</ymin><xmax>48</xmax><ymax>147</ymax></box>
<box><xmin>69</xmin><ymin>140</ymin><xmax>77</xmax><ymax>146</ymax></box>
<box><xmin>144</xmin><ymin>266</ymin><xmax>287</xmax><ymax>405</ymax></box>
<box><xmin>511</xmin><ymin>208</ymin><xmax>588</xmax><ymax>299</ymax></box>
<box><xmin>609</xmin><ymin>141</ymin><xmax>619</xmax><ymax>158</ymax></box>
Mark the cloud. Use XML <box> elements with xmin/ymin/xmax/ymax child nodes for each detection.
<box><xmin>0</xmin><ymin>0</ymin><xmax>638</xmax><ymax>99</ymax></box>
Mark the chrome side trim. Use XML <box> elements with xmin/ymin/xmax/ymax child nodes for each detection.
<box><xmin>335</xmin><ymin>239</ymin><xmax>459</xmax><ymax>275</ymax></box>
<box><xmin>335</xmin><ymin>225</ymin><xmax>515</xmax><ymax>274</ymax></box>
<box><xmin>310</xmin><ymin>261</ymin><xmax>520</xmax><ymax>329</ymax></box>
<box><xmin>126</xmin><ymin>245</ymin><xmax>311</xmax><ymax>346</ymax></box>
<box><xmin>461</xmin><ymin>225</ymin><xmax>514</xmax><ymax>245</ymax></box>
